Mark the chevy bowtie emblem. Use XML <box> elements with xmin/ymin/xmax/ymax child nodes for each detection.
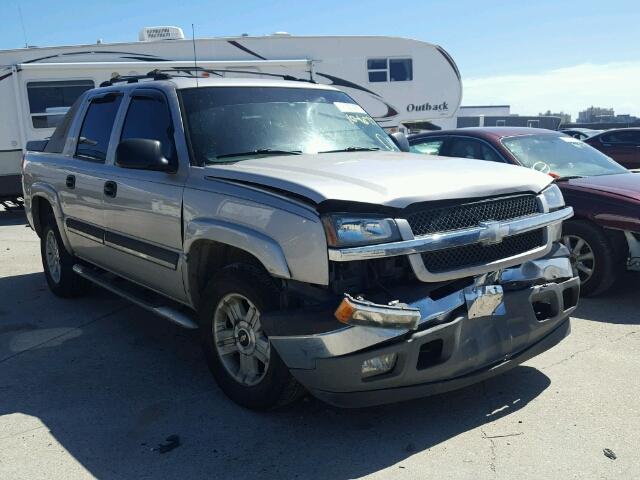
<box><xmin>478</xmin><ymin>221</ymin><xmax>510</xmax><ymax>245</ymax></box>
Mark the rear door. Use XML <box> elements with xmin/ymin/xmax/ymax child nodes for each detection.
<box><xmin>57</xmin><ymin>91</ymin><xmax>123</xmax><ymax>265</ymax></box>
<box><xmin>593</xmin><ymin>131</ymin><xmax>640</xmax><ymax>169</ymax></box>
<box><xmin>101</xmin><ymin>88</ymin><xmax>188</xmax><ymax>302</ymax></box>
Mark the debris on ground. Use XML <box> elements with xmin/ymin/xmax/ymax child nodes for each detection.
<box><xmin>155</xmin><ymin>435</ymin><xmax>181</xmax><ymax>454</ymax></box>
<box><xmin>482</xmin><ymin>432</ymin><xmax>524</xmax><ymax>439</ymax></box>
<box><xmin>603</xmin><ymin>448</ymin><xmax>617</xmax><ymax>460</ymax></box>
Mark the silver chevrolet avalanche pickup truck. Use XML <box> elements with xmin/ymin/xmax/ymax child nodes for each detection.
<box><xmin>22</xmin><ymin>74</ymin><xmax>579</xmax><ymax>409</ymax></box>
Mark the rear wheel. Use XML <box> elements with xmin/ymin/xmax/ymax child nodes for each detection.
<box><xmin>199</xmin><ymin>264</ymin><xmax>304</xmax><ymax>410</ymax></box>
<box><xmin>40</xmin><ymin>216</ymin><xmax>89</xmax><ymax>297</ymax></box>
<box><xmin>562</xmin><ymin>220</ymin><xmax>620</xmax><ymax>296</ymax></box>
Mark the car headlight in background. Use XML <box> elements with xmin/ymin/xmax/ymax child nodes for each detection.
<box><xmin>541</xmin><ymin>184</ymin><xmax>565</xmax><ymax>211</ymax></box>
<box><xmin>322</xmin><ymin>214</ymin><xmax>400</xmax><ymax>247</ymax></box>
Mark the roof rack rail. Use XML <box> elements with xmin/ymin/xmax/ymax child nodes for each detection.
<box><xmin>98</xmin><ymin>66</ymin><xmax>316</xmax><ymax>88</ymax></box>
<box><xmin>150</xmin><ymin>67</ymin><xmax>316</xmax><ymax>84</ymax></box>
<box><xmin>99</xmin><ymin>69</ymin><xmax>173</xmax><ymax>87</ymax></box>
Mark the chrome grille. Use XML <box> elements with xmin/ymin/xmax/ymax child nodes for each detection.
<box><xmin>406</xmin><ymin>194</ymin><xmax>540</xmax><ymax>237</ymax></box>
<box><xmin>421</xmin><ymin>229</ymin><xmax>545</xmax><ymax>273</ymax></box>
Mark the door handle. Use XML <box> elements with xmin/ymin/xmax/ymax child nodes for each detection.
<box><xmin>66</xmin><ymin>175</ymin><xmax>75</xmax><ymax>189</ymax></box>
<box><xmin>104</xmin><ymin>181</ymin><xmax>117</xmax><ymax>198</ymax></box>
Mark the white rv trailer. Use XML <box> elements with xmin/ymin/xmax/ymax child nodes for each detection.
<box><xmin>0</xmin><ymin>27</ymin><xmax>462</xmax><ymax>197</ymax></box>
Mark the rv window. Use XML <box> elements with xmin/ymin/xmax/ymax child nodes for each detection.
<box><xmin>367</xmin><ymin>58</ymin><xmax>413</xmax><ymax>82</ymax></box>
<box><xmin>367</xmin><ymin>59</ymin><xmax>388</xmax><ymax>70</ymax></box>
<box><xmin>120</xmin><ymin>94</ymin><xmax>176</xmax><ymax>165</ymax></box>
<box><xmin>389</xmin><ymin>59</ymin><xmax>413</xmax><ymax>82</ymax></box>
<box><xmin>27</xmin><ymin>80</ymin><xmax>94</xmax><ymax>129</ymax></box>
<box><xmin>368</xmin><ymin>71</ymin><xmax>388</xmax><ymax>82</ymax></box>
<box><xmin>367</xmin><ymin>58</ymin><xmax>388</xmax><ymax>82</ymax></box>
<box><xmin>75</xmin><ymin>94</ymin><xmax>122</xmax><ymax>162</ymax></box>
<box><xmin>43</xmin><ymin>96</ymin><xmax>84</xmax><ymax>154</ymax></box>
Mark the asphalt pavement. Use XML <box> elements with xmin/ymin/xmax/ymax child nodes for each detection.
<box><xmin>0</xmin><ymin>205</ymin><xmax>638</xmax><ymax>479</ymax></box>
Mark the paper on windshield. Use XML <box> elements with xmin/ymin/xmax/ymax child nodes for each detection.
<box><xmin>334</xmin><ymin>102</ymin><xmax>367</xmax><ymax>114</ymax></box>
<box><xmin>559</xmin><ymin>136</ymin><xmax>583</xmax><ymax>143</ymax></box>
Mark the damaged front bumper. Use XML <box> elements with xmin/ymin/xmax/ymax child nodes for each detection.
<box><xmin>269</xmin><ymin>247</ymin><xmax>579</xmax><ymax>407</ymax></box>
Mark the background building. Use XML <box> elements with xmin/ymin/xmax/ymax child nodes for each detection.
<box><xmin>539</xmin><ymin>110</ymin><xmax>572</xmax><ymax>124</ymax></box>
<box><xmin>576</xmin><ymin>106</ymin><xmax>638</xmax><ymax>124</ymax></box>
<box><xmin>455</xmin><ymin>105</ymin><xmax>562</xmax><ymax>130</ymax></box>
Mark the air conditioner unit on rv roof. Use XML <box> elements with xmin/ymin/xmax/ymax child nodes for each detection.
<box><xmin>139</xmin><ymin>26</ymin><xmax>185</xmax><ymax>41</ymax></box>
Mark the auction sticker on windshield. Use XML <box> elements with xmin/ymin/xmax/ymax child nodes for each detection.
<box><xmin>334</xmin><ymin>102</ymin><xmax>367</xmax><ymax>114</ymax></box>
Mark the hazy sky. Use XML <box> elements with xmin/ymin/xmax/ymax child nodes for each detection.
<box><xmin>1</xmin><ymin>0</ymin><xmax>638</xmax><ymax>118</ymax></box>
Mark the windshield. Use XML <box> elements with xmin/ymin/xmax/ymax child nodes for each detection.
<box><xmin>502</xmin><ymin>134</ymin><xmax>628</xmax><ymax>178</ymax></box>
<box><xmin>179</xmin><ymin>86</ymin><xmax>398</xmax><ymax>164</ymax></box>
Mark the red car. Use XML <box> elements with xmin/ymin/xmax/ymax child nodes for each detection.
<box><xmin>584</xmin><ymin>128</ymin><xmax>640</xmax><ymax>170</ymax></box>
<box><xmin>408</xmin><ymin>127</ymin><xmax>640</xmax><ymax>296</ymax></box>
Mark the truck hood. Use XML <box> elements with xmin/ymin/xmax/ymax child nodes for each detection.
<box><xmin>562</xmin><ymin>173</ymin><xmax>640</xmax><ymax>202</ymax></box>
<box><xmin>204</xmin><ymin>151</ymin><xmax>552</xmax><ymax>208</ymax></box>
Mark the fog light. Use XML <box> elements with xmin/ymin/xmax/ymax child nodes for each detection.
<box><xmin>361</xmin><ymin>353</ymin><xmax>397</xmax><ymax>379</ymax></box>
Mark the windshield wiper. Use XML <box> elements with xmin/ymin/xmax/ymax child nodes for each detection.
<box><xmin>215</xmin><ymin>149</ymin><xmax>302</xmax><ymax>159</ymax></box>
<box><xmin>319</xmin><ymin>146</ymin><xmax>381</xmax><ymax>154</ymax></box>
<box><xmin>555</xmin><ymin>175</ymin><xmax>584</xmax><ymax>181</ymax></box>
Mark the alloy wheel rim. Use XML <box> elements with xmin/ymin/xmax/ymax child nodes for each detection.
<box><xmin>212</xmin><ymin>293</ymin><xmax>270</xmax><ymax>387</ymax></box>
<box><xmin>45</xmin><ymin>230</ymin><xmax>62</xmax><ymax>284</ymax></box>
<box><xmin>563</xmin><ymin>234</ymin><xmax>595</xmax><ymax>284</ymax></box>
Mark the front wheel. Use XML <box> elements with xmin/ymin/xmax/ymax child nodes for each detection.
<box><xmin>562</xmin><ymin>220</ymin><xmax>621</xmax><ymax>296</ymax></box>
<box><xmin>198</xmin><ymin>264</ymin><xmax>303</xmax><ymax>410</ymax></box>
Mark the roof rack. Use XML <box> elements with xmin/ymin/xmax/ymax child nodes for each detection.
<box><xmin>99</xmin><ymin>69</ymin><xmax>172</xmax><ymax>87</ymax></box>
<box><xmin>98</xmin><ymin>65</ymin><xmax>316</xmax><ymax>88</ymax></box>
<box><xmin>150</xmin><ymin>67</ymin><xmax>316</xmax><ymax>84</ymax></box>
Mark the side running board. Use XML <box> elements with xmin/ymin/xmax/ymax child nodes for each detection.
<box><xmin>72</xmin><ymin>264</ymin><xmax>198</xmax><ymax>329</ymax></box>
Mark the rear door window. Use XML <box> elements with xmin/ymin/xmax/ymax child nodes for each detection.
<box><xmin>75</xmin><ymin>94</ymin><xmax>122</xmax><ymax>162</ymax></box>
<box><xmin>446</xmin><ymin>137</ymin><xmax>503</xmax><ymax>162</ymax></box>
<box><xmin>120</xmin><ymin>91</ymin><xmax>176</xmax><ymax>165</ymax></box>
<box><xmin>409</xmin><ymin>138</ymin><xmax>445</xmax><ymax>155</ymax></box>
<box><xmin>601</xmin><ymin>131</ymin><xmax>640</xmax><ymax>145</ymax></box>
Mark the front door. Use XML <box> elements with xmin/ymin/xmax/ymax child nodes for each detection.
<box><xmin>101</xmin><ymin>88</ymin><xmax>188</xmax><ymax>302</ymax></box>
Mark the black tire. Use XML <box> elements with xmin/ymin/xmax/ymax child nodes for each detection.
<box><xmin>562</xmin><ymin>220</ymin><xmax>621</xmax><ymax>296</ymax></box>
<box><xmin>40</xmin><ymin>215</ymin><xmax>89</xmax><ymax>298</ymax></box>
<box><xmin>198</xmin><ymin>264</ymin><xmax>304</xmax><ymax>410</ymax></box>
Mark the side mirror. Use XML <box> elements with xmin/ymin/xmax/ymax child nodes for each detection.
<box><xmin>26</xmin><ymin>139</ymin><xmax>48</xmax><ymax>152</ymax></box>
<box><xmin>115</xmin><ymin>138</ymin><xmax>174</xmax><ymax>172</ymax></box>
<box><xmin>389</xmin><ymin>132</ymin><xmax>410</xmax><ymax>152</ymax></box>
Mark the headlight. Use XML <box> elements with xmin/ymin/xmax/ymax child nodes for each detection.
<box><xmin>322</xmin><ymin>214</ymin><xmax>401</xmax><ymax>247</ymax></box>
<box><xmin>541</xmin><ymin>184</ymin><xmax>565</xmax><ymax>211</ymax></box>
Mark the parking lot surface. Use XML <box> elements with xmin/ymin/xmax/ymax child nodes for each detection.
<box><xmin>1</xmin><ymin>206</ymin><xmax>639</xmax><ymax>480</ymax></box>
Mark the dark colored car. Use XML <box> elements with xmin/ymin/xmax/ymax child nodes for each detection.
<box><xmin>584</xmin><ymin>128</ymin><xmax>640</xmax><ymax>170</ymax></box>
<box><xmin>408</xmin><ymin>127</ymin><xmax>640</xmax><ymax>296</ymax></box>
<box><xmin>560</xmin><ymin>128</ymin><xmax>603</xmax><ymax>141</ymax></box>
